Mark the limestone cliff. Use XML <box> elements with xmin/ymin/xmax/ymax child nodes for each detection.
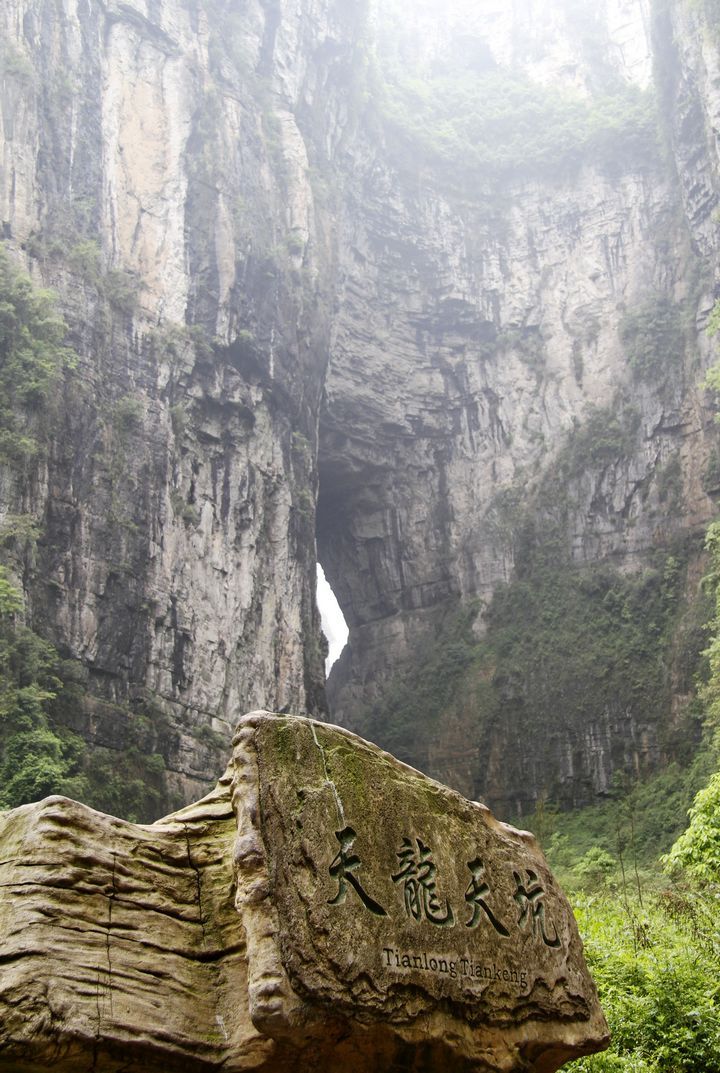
<box><xmin>1</xmin><ymin>0</ymin><xmax>720</xmax><ymax>817</ymax></box>
<box><xmin>322</xmin><ymin>0</ymin><xmax>720</xmax><ymax>814</ymax></box>
<box><xmin>0</xmin><ymin>0</ymin><xmax>366</xmax><ymax>811</ymax></box>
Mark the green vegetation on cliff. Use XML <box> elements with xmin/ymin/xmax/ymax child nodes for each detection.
<box><xmin>0</xmin><ymin>245</ymin><xmax>76</xmax><ymax>463</ymax></box>
<box><xmin>0</xmin><ymin>570</ymin><xmax>173</xmax><ymax>819</ymax></box>
<box><xmin>0</xmin><ymin>566</ymin><xmax>86</xmax><ymax>809</ymax></box>
<box><xmin>364</xmin><ymin>408</ymin><xmax>701</xmax><ymax>809</ymax></box>
<box><xmin>0</xmin><ymin>250</ymin><xmax>171</xmax><ymax>821</ymax></box>
<box><xmin>533</xmin><ymin>513</ymin><xmax>720</xmax><ymax>1072</ymax></box>
<box><xmin>661</xmin><ymin>519</ymin><xmax>720</xmax><ymax>883</ymax></box>
<box><xmin>619</xmin><ymin>294</ymin><xmax>688</xmax><ymax>384</ymax></box>
<box><xmin>361</xmin><ymin>391</ymin><xmax>706</xmax><ymax>817</ymax></box>
<box><xmin>366</xmin><ymin>543</ymin><xmax>699</xmax><ymax>808</ymax></box>
<box><xmin>367</xmin><ymin>5</ymin><xmax>660</xmax><ymax>179</ymax></box>
<box><xmin>376</xmin><ymin>71</ymin><xmax>659</xmax><ymax>178</ymax></box>
<box><xmin>0</xmin><ymin>249</ymin><xmax>84</xmax><ymax>808</ymax></box>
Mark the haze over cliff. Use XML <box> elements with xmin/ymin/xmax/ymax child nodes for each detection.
<box><xmin>0</xmin><ymin>0</ymin><xmax>719</xmax><ymax>819</ymax></box>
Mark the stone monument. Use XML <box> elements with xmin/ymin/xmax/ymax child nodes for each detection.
<box><xmin>0</xmin><ymin>712</ymin><xmax>609</xmax><ymax>1071</ymax></box>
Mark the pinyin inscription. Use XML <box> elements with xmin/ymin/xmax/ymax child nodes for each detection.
<box><xmin>381</xmin><ymin>947</ymin><xmax>529</xmax><ymax>989</ymax></box>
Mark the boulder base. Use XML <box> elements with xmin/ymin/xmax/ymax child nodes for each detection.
<box><xmin>0</xmin><ymin>712</ymin><xmax>609</xmax><ymax>1071</ymax></box>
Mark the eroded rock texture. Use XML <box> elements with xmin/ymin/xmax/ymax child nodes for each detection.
<box><xmin>1</xmin><ymin>0</ymin><xmax>720</xmax><ymax>815</ymax></box>
<box><xmin>0</xmin><ymin>712</ymin><xmax>608</xmax><ymax>1073</ymax></box>
<box><xmin>0</xmin><ymin>0</ymin><xmax>367</xmax><ymax>810</ymax></box>
<box><xmin>321</xmin><ymin>0</ymin><xmax>720</xmax><ymax>811</ymax></box>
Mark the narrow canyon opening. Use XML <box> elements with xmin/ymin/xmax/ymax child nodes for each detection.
<box><xmin>316</xmin><ymin>563</ymin><xmax>348</xmax><ymax>674</ymax></box>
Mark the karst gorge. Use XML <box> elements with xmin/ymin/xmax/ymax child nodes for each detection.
<box><xmin>3</xmin><ymin>0</ymin><xmax>720</xmax><ymax>1069</ymax></box>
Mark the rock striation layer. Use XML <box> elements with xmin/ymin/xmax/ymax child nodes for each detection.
<box><xmin>321</xmin><ymin>0</ymin><xmax>720</xmax><ymax>808</ymax></box>
<box><xmin>0</xmin><ymin>712</ymin><xmax>609</xmax><ymax>1073</ymax></box>
<box><xmin>0</xmin><ymin>0</ymin><xmax>367</xmax><ymax>810</ymax></box>
<box><xmin>1</xmin><ymin>0</ymin><xmax>720</xmax><ymax>813</ymax></box>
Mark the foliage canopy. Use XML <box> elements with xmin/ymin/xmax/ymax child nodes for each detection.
<box><xmin>376</xmin><ymin>70</ymin><xmax>659</xmax><ymax>178</ymax></box>
<box><xmin>367</xmin><ymin>5</ymin><xmax>661</xmax><ymax>180</ymax></box>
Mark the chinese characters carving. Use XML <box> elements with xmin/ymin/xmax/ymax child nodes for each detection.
<box><xmin>464</xmin><ymin>856</ymin><xmax>510</xmax><ymax>935</ymax></box>
<box><xmin>327</xmin><ymin>827</ymin><xmax>562</xmax><ymax>949</ymax></box>
<box><xmin>392</xmin><ymin>838</ymin><xmax>454</xmax><ymax>927</ymax></box>
<box><xmin>328</xmin><ymin>826</ymin><xmax>388</xmax><ymax>917</ymax></box>
<box><xmin>513</xmin><ymin>869</ymin><xmax>561</xmax><ymax>948</ymax></box>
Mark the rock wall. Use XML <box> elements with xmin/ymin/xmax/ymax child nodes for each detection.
<box><xmin>1</xmin><ymin>0</ymin><xmax>720</xmax><ymax>816</ymax></box>
<box><xmin>0</xmin><ymin>0</ymin><xmax>366</xmax><ymax>810</ymax></box>
<box><xmin>322</xmin><ymin>0</ymin><xmax>720</xmax><ymax>810</ymax></box>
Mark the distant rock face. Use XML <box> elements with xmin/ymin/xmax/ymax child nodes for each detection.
<box><xmin>0</xmin><ymin>713</ymin><xmax>608</xmax><ymax>1072</ymax></box>
<box><xmin>1</xmin><ymin>0</ymin><xmax>720</xmax><ymax>815</ymax></box>
<box><xmin>321</xmin><ymin>1</ymin><xmax>720</xmax><ymax>807</ymax></box>
<box><xmin>0</xmin><ymin>0</ymin><xmax>367</xmax><ymax>809</ymax></box>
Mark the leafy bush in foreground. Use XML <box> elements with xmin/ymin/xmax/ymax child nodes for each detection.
<box><xmin>569</xmin><ymin>884</ymin><xmax>720</xmax><ymax>1073</ymax></box>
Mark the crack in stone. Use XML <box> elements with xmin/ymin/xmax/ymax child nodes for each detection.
<box><xmin>105</xmin><ymin>854</ymin><xmax>116</xmax><ymax>1019</ymax></box>
<box><xmin>310</xmin><ymin>720</ymin><xmax>345</xmax><ymax>827</ymax></box>
<box><xmin>184</xmin><ymin>824</ymin><xmax>207</xmax><ymax>947</ymax></box>
<box><xmin>92</xmin><ymin>852</ymin><xmax>117</xmax><ymax>1053</ymax></box>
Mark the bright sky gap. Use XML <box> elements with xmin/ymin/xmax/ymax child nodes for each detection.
<box><xmin>316</xmin><ymin>563</ymin><xmax>349</xmax><ymax>674</ymax></box>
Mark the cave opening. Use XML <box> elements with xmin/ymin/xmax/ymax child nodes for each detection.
<box><xmin>315</xmin><ymin>441</ymin><xmax>364</xmax><ymax>698</ymax></box>
<box><xmin>316</xmin><ymin>562</ymin><xmax>348</xmax><ymax>674</ymax></box>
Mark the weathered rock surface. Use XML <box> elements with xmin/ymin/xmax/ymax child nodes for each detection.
<box><xmin>1</xmin><ymin>0</ymin><xmax>720</xmax><ymax>815</ymax></box>
<box><xmin>0</xmin><ymin>712</ymin><xmax>608</xmax><ymax>1072</ymax></box>
<box><xmin>321</xmin><ymin>0</ymin><xmax>720</xmax><ymax>807</ymax></box>
<box><xmin>0</xmin><ymin>0</ymin><xmax>366</xmax><ymax>810</ymax></box>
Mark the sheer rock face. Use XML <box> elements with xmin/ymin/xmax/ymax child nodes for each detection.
<box><xmin>320</xmin><ymin>146</ymin><xmax>714</xmax><ymax>804</ymax></box>
<box><xmin>321</xmin><ymin>4</ymin><xmax>720</xmax><ymax>804</ymax></box>
<box><xmin>0</xmin><ymin>712</ymin><xmax>608</xmax><ymax>1073</ymax></box>
<box><xmin>0</xmin><ymin>0</ymin><xmax>720</xmax><ymax>814</ymax></box>
<box><xmin>0</xmin><ymin>0</ymin><xmax>366</xmax><ymax>808</ymax></box>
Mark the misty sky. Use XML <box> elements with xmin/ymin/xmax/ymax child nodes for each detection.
<box><xmin>316</xmin><ymin>564</ymin><xmax>348</xmax><ymax>673</ymax></box>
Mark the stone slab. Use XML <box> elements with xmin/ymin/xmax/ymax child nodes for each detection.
<box><xmin>0</xmin><ymin>780</ymin><xmax>272</xmax><ymax>1072</ymax></box>
<box><xmin>233</xmin><ymin>713</ymin><xmax>609</xmax><ymax>1070</ymax></box>
<box><xmin>0</xmin><ymin>712</ymin><xmax>609</xmax><ymax>1072</ymax></box>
